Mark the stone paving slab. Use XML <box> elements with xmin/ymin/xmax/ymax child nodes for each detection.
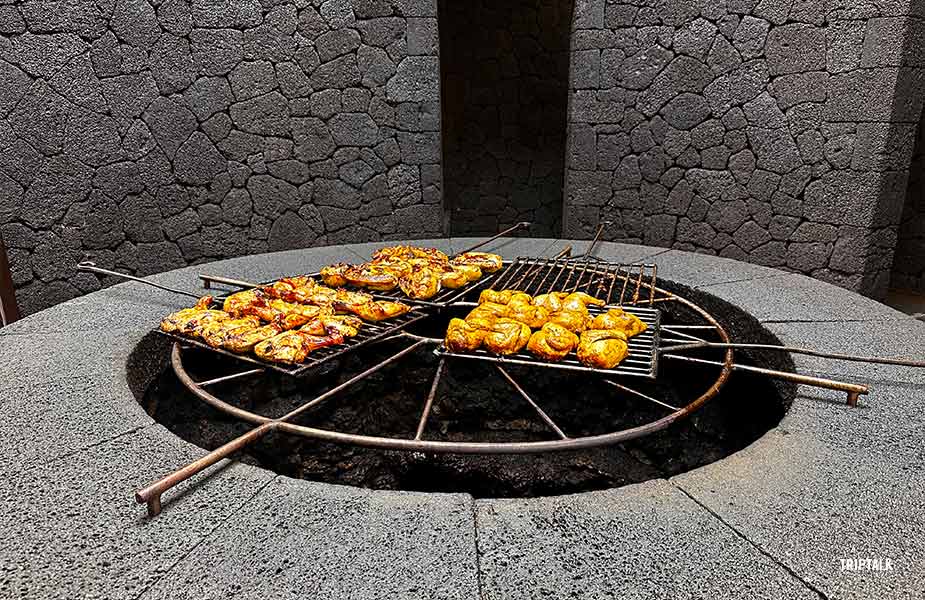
<box><xmin>475</xmin><ymin>479</ymin><xmax>818</xmax><ymax>600</ymax></box>
<box><xmin>647</xmin><ymin>249</ymin><xmax>786</xmax><ymax>288</ymax></box>
<box><xmin>140</xmin><ymin>477</ymin><xmax>480</xmax><ymax>600</ymax></box>
<box><xmin>569</xmin><ymin>239</ymin><xmax>671</xmax><ymax>263</ymax></box>
<box><xmin>767</xmin><ymin>319</ymin><xmax>925</xmax><ymax>385</ymax></box>
<box><xmin>0</xmin><ymin>425</ymin><xmax>276</xmax><ymax>600</ymax></box>
<box><xmin>673</xmin><ymin>430</ymin><xmax>925</xmax><ymax>600</ymax></box>
<box><xmin>0</xmin><ymin>377</ymin><xmax>153</xmax><ymax>475</ymax></box>
<box><xmin>780</xmin><ymin>383</ymin><xmax>925</xmax><ymax>471</ymax></box>
<box><xmin>699</xmin><ymin>273</ymin><xmax>910</xmax><ymax>323</ymax></box>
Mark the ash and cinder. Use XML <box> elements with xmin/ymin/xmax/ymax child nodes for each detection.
<box><xmin>129</xmin><ymin>280</ymin><xmax>795</xmax><ymax>499</ymax></box>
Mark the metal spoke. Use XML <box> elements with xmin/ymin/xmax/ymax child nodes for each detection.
<box><xmin>194</xmin><ymin>368</ymin><xmax>265</xmax><ymax>388</ymax></box>
<box><xmin>496</xmin><ymin>366</ymin><xmax>568</xmax><ymax>440</ymax></box>
<box><xmin>660</xmin><ymin>326</ymin><xmax>708</xmax><ymax>343</ymax></box>
<box><xmin>455</xmin><ymin>221</ymin><xmax>530</xmax><ymax>255</ymax></box>
<box><xmin>415</xmin><ymin>358</ymin><xmax>445</xmax><ymax>440</ymax></box>
<box><xmin>604</xmin><ymin>380</ymin><xmax>680</xmax><ymax>412</ymax></box>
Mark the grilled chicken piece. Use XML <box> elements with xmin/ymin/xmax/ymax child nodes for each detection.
<box><xmin>320</xmin><ymin>264</ymin><xmax>350</xmax><ymax>287</ymax></box>
<box><xmin>223</xmin><ymin>289</ymin><xmax>326</xmax><ymax>329</ymax></box>
<box><xmin>561</xmin><ymin>292</ymin><xmax>606</xmax><ymax>312</ymax></box>
<box><xmin>344</xmin><ymin>265</ymin><xmax>399</xmax><ymax>291</ymax></box>
<box><xmin>372</xmin><ymin>246</ymin><xmax>449</xmax><ymax>264</ymax></box>
<box><xmin>483</xmin><ymin>318</ymin><xmax>532</xmax><ymax>355</ymax></box>
<box><xmin>254</xmin><ymin>330</ymin><xmax>345</xmax><ymax>364</ymax></box>
<box><xmin>160</xmin><ymin>296</ymin><xmax>220</xmax><ymax>333</ymax></box>
<box><xmin>439</xmin><ymin>265</ymin><xmax>469</xmax><ymax>289</ymax></box>
<box><xmin>589</xmin><ymin>308</ymin><xmax>648</xmax><ymax>338</ymax></box>
<box><xmin>320</xmin><ymin>315</ymin><xmax>363</xmax><ymax>338</ymax></box>
<box><xmin>399</xmin><ymin>265</ymin><xmax>442</xmax><ymax>299</ymax></box>
<box><xmin>350</xmin><ymin>300</ymin><xmax>411</xmax><ymax>322</ymax></box>
<box><xmin>533</xmin><ymin>292</ymin><xmax>569</xmax><ymax>312</ymax></box>
<box><xmin>453</xmin><ymin>263</ymin><xmax>482</xmax><ymax>282</ymax></box>
<box><xmin>465</xmin><ymin>302</ymin><xmax>508</xmax><ymax>329</ymax></box>
<box><xmin>527</xmin><ymin>322</ymin><xmax>579</xmax><ymax>361</ymax></box>
<box><xmin>445</xmin><ymin>318</ymin><xmax>487</xmax><ymax>352</ymax></box>
<box><xmin>507</xmin><ymin>303</ymin><xmax>550</xmax><ymax>329</ymax></box>
<box><xmin>478</xmin><ymin>289</ymin><xmax>532</xmax><ymax>305</ymax></box>
<box><xmin>452</xmin><ymin>252</ymin><xmax>503</xmax><ymax>273</ymax></box>
<box><xmin>224</xmin><ymin>323</ymin><xmax>285</xmax><ymax>353</ymax></box>
<box><xmin>200</xmin><ymin>315</ymin><xmax>262</xmax><ymax>348</ymax></box>
<box><xmin>548</xmin><ymin>308</ymin><xmax>589</xmax><ymax>333</ymax></box>
<box><xmin>577</xmin><ymin>329</ymin><xmax>629</xmax><ymax>369</ymax></box>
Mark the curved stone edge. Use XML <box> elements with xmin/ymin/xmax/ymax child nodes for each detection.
<box><xmin>1</xmin><ymin>240</ymin><xmax>922</xmax><ymax>599</ymax></box>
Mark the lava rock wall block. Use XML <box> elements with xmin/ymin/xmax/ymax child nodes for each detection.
<box><xmin>440</xmin><ymin>0</ymin><xmax>574</xmax><ymax>237</ymax></box>
<box><xmin>892</xmin><ymin>105</ymin><xmax>925</xmax><ymax>292</ymax></box>
<box><xmin>563</xmin><ymin>0</ymin><xmax>925</xmax><ymax>297</ymax></box>
<box><xmin>0</xmin><ymin>0</ymin><xmax>443</xmax><ymax>315</ymax></box>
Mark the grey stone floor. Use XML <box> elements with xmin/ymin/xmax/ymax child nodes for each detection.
<box><xmin>1</xmin><ymin>238</ymin><xmax>922</xmax><ymax>599</ymax></box>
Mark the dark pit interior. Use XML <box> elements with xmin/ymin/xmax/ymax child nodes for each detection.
<box><xmin>128</xmin><ymin>279</ymin><xmax>796</xmax><ymax>499</ymax></box>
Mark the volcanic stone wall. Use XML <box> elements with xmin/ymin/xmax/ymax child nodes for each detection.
<box><xmin>892</xmin><ymin>105</ymin><xmax>925</xmax><ymax>292</ymax></box>
<box><xmin>0</xmin><ymin>0</ymin><xmax>442</xmax><ymax>315</ymax></box>
<box><xmin>563</xmin><ymin>0</ymin><xmax>925</xmax><ymax>297</ymax></box>
<box><xmin>440</xmin><ymin>0</ymin><xmax>573</xmax><ymax>236</ymax></box>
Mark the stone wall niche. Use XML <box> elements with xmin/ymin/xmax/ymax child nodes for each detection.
<box><xmin>440</xmin><ymin>0</ymin><xmax>574</xmax><ymax>236</ymax></box>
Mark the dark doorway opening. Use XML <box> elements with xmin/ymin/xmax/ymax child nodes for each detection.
<box><xmin>439</xmin><ymin>0</ymin><xmax>574</xmax><ymax>237</ymax></box>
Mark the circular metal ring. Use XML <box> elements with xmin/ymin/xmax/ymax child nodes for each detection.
<box><xmin>170</xmin><ymin>281</ymin><xmax>734</xmax><ymax>455</ymax></box>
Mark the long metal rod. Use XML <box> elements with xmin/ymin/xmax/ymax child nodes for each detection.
<box><xmin>77</xmin><ymin>261</ymin><xmax>203</xmax><ymax>300</ymax></box>
<box><xmin>660</xmin><ymin>341</ymin><xmax>925</xmax><ymax>368</ymax></box>
<box><xmin>139</xmin><ymin>339</ymin><xmax>428</xmax><ymax>516</ymax></box>
<box><xmin>604</xmin><ymin>380</ymin><xmax>681</xmax><ymax>412</ymax></box>
<box><xmin>415</xmin><ymin>359</ymin><xmax>445</xmax><ymax>440</ymax></box>
<box><xmin>200</xmin><ymin>274</ymin><xmax>259</xmax><ymax>290</ymax></box>
<box><xmin>195</xmin><ymin>368</ymin><xmax>265</xmax><ymax>388</ymax></box>
<box><xmin>660</xmin><ymin>326</ymin><xmax>708</xmax><ymax>343</ymax></box>
<box><xmin>661</xmin><ymin>353</ymin><xmax>868</xmax><ymax>407</ymax></box>
<box><xmin>455</xmin><ymin>221</ymin><xmax>531</xmax><ymax>255</ymax></box>
<box><xmin>496</xmin><ymin>366</ymin><xmax>569</xmax><ymax>439</ymax></box>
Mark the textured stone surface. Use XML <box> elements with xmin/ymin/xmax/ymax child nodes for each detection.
<box><xmin>477</xmin><ymin>480</ymin><xmax>817</xmax><ymax>600</ymax></box>
<box><xmin>1</xmin><ymin>0</ymin><xmax>443</xmax><ymax>316</ymax></box>
<box><xmin>1</xmin><ymin>242</ymin><xmax>924</xmax><ymax>599</ymax></box>
<box><xmin>562</xmin><ymin>0</ymin><xmax>925</xmax><ymax>300</ymax></box>
<box><xmin>140</xmin><ymin>479</ymin><xmax>479</xmax><ymax>600</ymax></box>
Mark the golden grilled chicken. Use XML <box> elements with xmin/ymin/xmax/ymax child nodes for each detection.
<box><xmin>478</xmin><ymin>289</ymin><xmax>532</xmax><ymax>305</ymax></box>
<box><xmin>319</xmin><ymin>315</ymin><xmax>363</xmax><ymax>338</ymax></box>
<box><xmin>533</xmin><ymin>292</ymin><xmax>569</xmax><ymax>312</ymax></box>
<box><xmin>399</xmin><ymin>265</ymin><xmax>441</xmax><ymax>299</ymax></box>
<box><xmin>254</xmin><ymin>330</ymin><xmax>345</xmax><ymax>364</ymax></box>
<box><xmin>561</xmin><ymin>292</ymin><xmax>606</xmax><ymax>312</ymax></box>
<box><xmin>439</xmin><ymin>266</ymin><xmax>469</xmax><ymax>289</ymax></box>
<box><xmin>320</xmin><ymin>263</ymin><xmax>350</xmax><ymax>287</ymax></box>
<box><xmin>465</xmin><ymin>302</ymin><xmax>509</xmax><ymax>329</ymax></box>
<box><xmin>507</xmin><ymin>303</ymin><xmax>550</xmax><ymax>329</ymax></box>
<box><xmin>223</xmin><ymin>323</ymin><xmax>285</xmax><ymax>353</ymax></box>
<box><xmin>350</xmin><ymin>300</ymin><xmax>411</xmax><ymax>322</ymax></box>
<box><xmin>577</xmin><ymin>329</ymin><xmax>629</xmax><ymax>369</ymax></box>
<box><xmin>160</xmin><ymin>296</ymin><xmax>221</xmax><ymax>333</ymax></box>
<box><xmin>547</xmin><ymin>307</ymin><xmax>589</xmax><ymax>332</ymax></box>
<box><xmin>589</xmin><ymin>308</ymin><xmax>648</xmax><ymax>338</ymax></box>
<box><xmin>482</xmin><ymin>318</ymin><xmax>532</xmax><ymax>355</ymax></box>
<box><xmin>527</xmin><ymin>322</ymin><xmax>580</xmax><ymax>361</ymax></box>
<box><xmin>452</xmin><ymin>252</ymin><xmax>503</xmax><ymax>273</ymax></box>
<box><xmin>200</xmin><ymin>315</ymin><xmax>262</xmax><ymax>348</ymax></box>
<box><xmin>372</xmin><ymin>245</ymin><xmax>449</xmax><ymax>264</ymax></box>
<box><xmin>445</xmin><ymin>318</ymin><xmax>487</xmax><ymax>352</ymax></box>
<box><xmin>453</xmin><ymin>263</ymin><xmax>482</xmax><ymax>282</ymax></box>
<box><xmin>344</xmin><ymin>265</ymin><xmax>399</xmax><ymax>291</ymax></box>
<box><xmin>223</xmin><ymin>289</ymin><xmax>327</xmax><ymax>329</ymax></box>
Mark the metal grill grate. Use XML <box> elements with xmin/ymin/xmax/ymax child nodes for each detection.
<box><xmin>157</xmin><ymin>310</ymin><xmax>426</xmax><ymax>376</ymax></box>
<box><xmin>436</xmin><ymin>257</ymin><xmax>663</xmax><ymax>378</ymax></box>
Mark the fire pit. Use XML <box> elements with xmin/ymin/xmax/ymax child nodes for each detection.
<box><xmin>80</xmin><ymin>229</ymin><xmax>896</xmax><ymax>518</ymax></box>
<box><xmin>3</xmin><ymin>238</ymin><xmax>924</xmax><ymax>600</ymax></box>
